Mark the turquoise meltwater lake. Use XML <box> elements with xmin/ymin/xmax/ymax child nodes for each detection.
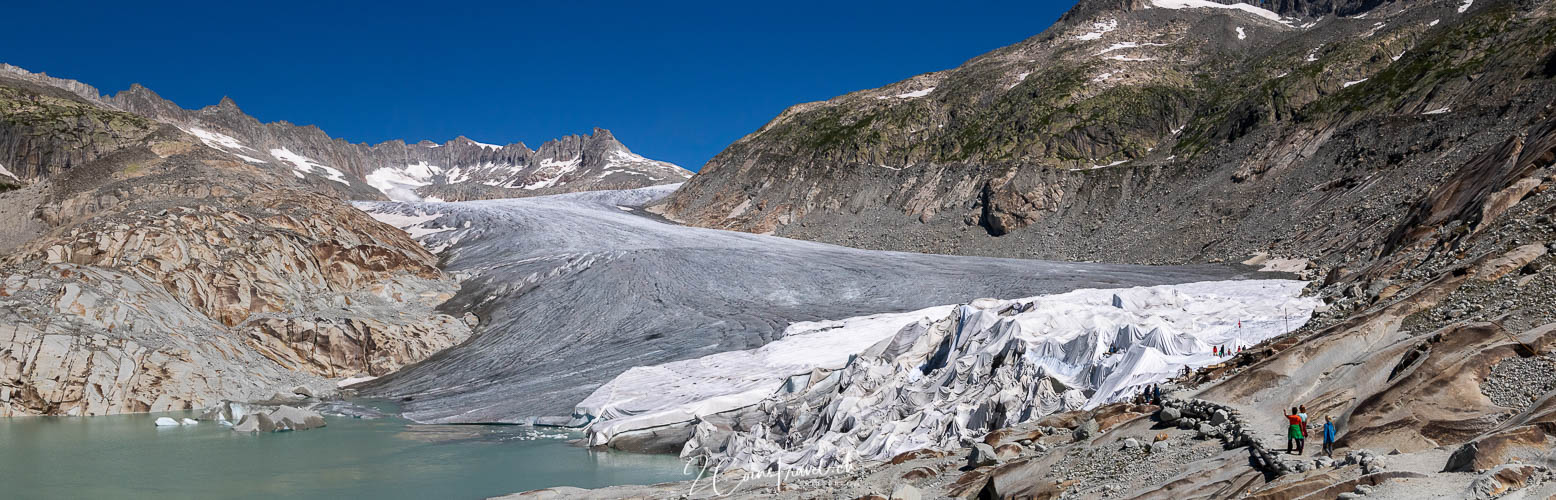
<box><xmin>0</xmin><ymin>404</ymin><xmax>690</xmax><ymax>499</ymax></box>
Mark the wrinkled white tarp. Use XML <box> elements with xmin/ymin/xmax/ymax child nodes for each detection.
<box><xmin>580</xmin><ymin>280</ymin><xmax>1317</xmax><ymax>468</ymax></box>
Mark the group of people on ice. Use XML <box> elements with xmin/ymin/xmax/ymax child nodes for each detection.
<box><xmin>1285</xmin><ymin>405</ymin><xmax>1337</xmax><ymax>456</ymax></box>
<box><xmin>1211</xmin><ymin>345</ymin><xmax>1242</xmax><ymax>356</ymax></box>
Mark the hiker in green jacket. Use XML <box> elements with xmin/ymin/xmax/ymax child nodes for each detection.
<box><xmin>1286</xmin><ymin>407</ymin><xmax>1304</xmax><ymax>454</ymax></box>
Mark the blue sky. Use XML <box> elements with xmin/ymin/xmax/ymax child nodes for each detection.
<box><xmin>2</xmin><ymin>1</ymin><xmax>1075</xmax><ymax>170</ymax></box>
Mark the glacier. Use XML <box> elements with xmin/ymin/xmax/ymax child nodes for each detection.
<box><xmin>582</xmin><ymin>279</ymin><xmax>1316</xmax><ymax>468</ymax></box>
<box><xmin>354</xmin><ymin>185</ymin><xmax>1266</xmax><ymax>424</ymax></box>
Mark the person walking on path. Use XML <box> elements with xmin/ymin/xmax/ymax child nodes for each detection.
<box><xmin>1286</xmin><ymin>408</ymin><xmax>1305</xmax><ymax>454</ymax></box>
<box><xmin>1322</xmin><ymin>416</ymin><xmax>1337</xmax><ymax>456</ymax></box>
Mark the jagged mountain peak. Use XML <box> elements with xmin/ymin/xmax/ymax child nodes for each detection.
<box><xmin>0</xmin><ymin>62</ymin><xmax>689</xmax><ymax>202</ymax></box>
<box><xmin>213</xmin><ymin>96</ymin><xmax>242</xmax><ymax>112</ymax></box>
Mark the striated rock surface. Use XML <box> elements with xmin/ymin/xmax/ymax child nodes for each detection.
<box><xmin>0</xmin><ymin>66</ymin><xmax>470</xmax><ymax>416</ymax></box>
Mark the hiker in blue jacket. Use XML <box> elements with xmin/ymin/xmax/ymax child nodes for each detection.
<box><xmin>1323</xmin><ymin>416</ymin><xmax>1337</xmax><ymax>456</ymax></box>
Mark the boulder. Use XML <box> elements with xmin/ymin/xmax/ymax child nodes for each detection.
<box><xmin>233</xmin><ymin>413</ymin><xmax>276</xmax><ymax>433</ymax></box>
<box><xmin>968</xmin><ymin>443</ymin><xmax>1000</xmax><ymax>468</ymax></box>
<box><xmin>1073</xmin><ymin>418</ymin><xmax>1100</xmax><ymax>442</ymax></box>
<box><xmin>1151</xmin><ymin>440</ymin><xmax>1169</xmax><ymax>453</ymax></box>
<box><xmin>1158</xmin><ymin>407</ymin><xmax>1181</xmax><ymax>423</ymax></box>
<box><xmin>292</xmin><ymin>385</ymin><xmax>315</xmax><ymax>399</ymax></box>
<box><xmin>269</xmin><ymin>406</ymin><xmax>327</xmax><ymax>431</ymax></box>
<box><xmin>1210</xmin><ymin>409</ymin><xmax>1228</xmax><ymax>426</ymax></box>
<box><xmin>1444</xmin><ymin>426</ymin><xmax>1546</xmax><ymax>473</ymax></box>
<box><xmin>1122</xmin><ymin>438</ymin><xmax>1141</xmax><ymax>450</ymax></box>
<box><xmin>994</xmin><ymin>443</ymin><xmax>1023</xmax><ymax>460</ymax></box>
<box><xmin>1469</xmin><ymin>464</ymin><xmax>1544</xmax><ymax>499</ymax></box>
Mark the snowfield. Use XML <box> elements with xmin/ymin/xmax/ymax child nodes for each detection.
<box><xmin>352</xmin><ymin>185</ymin><xmax>1254</xmax><ymax>424</ymax></box>
<box><xmin>366</xmin><ymin>161</ymin><xmax>445</xmax><ymax>202</ymax></box>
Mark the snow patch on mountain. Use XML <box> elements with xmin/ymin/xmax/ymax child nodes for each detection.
<box><xmin>879</xmin><ymin>87</ymin><xmax>937</xmax><ymax>100</ymax></box>
<box><xmin>1076</xmin><ymin>19</ymin><xmax>1118</xmax><ymax>41</ymax></box>
<box><xmin>1361</xmin><ymin>22</ymin><xmax>1386</xmax><ymax>38</ymax></box>
<box><xmin>1072</xmin><ymin>159</ymin><xmax>1129</xmax><ymax>171</ymax></box>
<box><xmin>1147</xmin><ymin>0</ymin><xmax>1282</xmax><ymax>22</ymax></box>
<box><xmin>366</xmin><ymin>161</ymin><xmax>446</xmax><ymax>202</ymax></box>
<box><xmin>1458</xmin><ymin>0</ymin><xmax>1474</xmax><ymax>13</ymax></box>
<box><xmin>600</xmin><ymin>150</ymin><xmax>682</xmax><ymax>181</ymax></box>
<box><xmin>269</xmin><ymin>148</ymin><xmax>350</xmax><ymax>185</ymax></box>
<box><xmin>231</xmin><ymin>153</ymin><xmax>268</xmax><ymax>164</ymax></box>
<box><xmin>1236</xmin><ymin>27</ymin><xmax>1247</xmax><ymax>40</ymax></box>
<box><xmin>186</xmin><ymin>127</ymin><xmax>267</xmax><ymax>164</ymax></box>
<box><xmin>1095</xmin><ymin>42</ymin><xmax>1166</xmax><ymax>55</ymax></box>
<box><xmin>0</xmin><ymin>162</ymin><xmax>17</xmax><ymax>181</ymax></box>
<box><xmin>188</xmin><ymin>127</ymin><xmax>252</xmax><ymax>151</ymax></box>
<box><xmin>362</xmin><ymin>208</ymin><xmax>461</xmax><ymax>253</ymax></box>
<box><xmin>519</xmin><ymin>156</ymin><xmax>582</xmax><ymax>190</ymax></box>
<box><xmin>1343</xmin><ymin>78</ymin><xmax>1368</xmax><ymax>88</ymax></box>
<box><xmin>1295</xmin><ymin>17</ymin><xmax>1324</xmax><ymax>30</ymax></box>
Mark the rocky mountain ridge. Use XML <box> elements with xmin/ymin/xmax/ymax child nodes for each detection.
<box><xmin>0</xmin><ymin>63</ymin><xmax>691</xmax><ymax>203</ymax></box>
<box><xmin>657</xmin><ymin>0</ymin><xmax>1553</xmax><ymax>278</ymax></box>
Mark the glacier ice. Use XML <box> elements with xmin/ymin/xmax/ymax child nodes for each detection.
<box><xmin>353</xmin><ymin>185</ymin><xmax>1259</xmax><ymax>423</ymax></box>
<box><xmin>581</xmin><ymin>280</ymin><xmax>1316</xmax><ymax>469</ymax></box>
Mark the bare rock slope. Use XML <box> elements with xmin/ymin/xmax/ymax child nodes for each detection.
<box><xmin>659</xmin><ymin>0</ymin><xmax>1556</xmax><ymax>276</ymax></box>
<box><xmin>0</xmin><ymin>69</ymin><xmax>471</xmax><ymax>416</ymax></box>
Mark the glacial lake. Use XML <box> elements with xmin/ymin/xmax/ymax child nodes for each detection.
<box><xmin>0</xmin><ymin>404</ymin><xmax>690</xmax><ymax>499</ymax></box>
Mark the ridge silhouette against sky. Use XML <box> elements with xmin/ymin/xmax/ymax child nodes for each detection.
<box><xmin>3</xmin><ymin>1</ymin><xmax>1075</xmax><ymax>170</ymax></box>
